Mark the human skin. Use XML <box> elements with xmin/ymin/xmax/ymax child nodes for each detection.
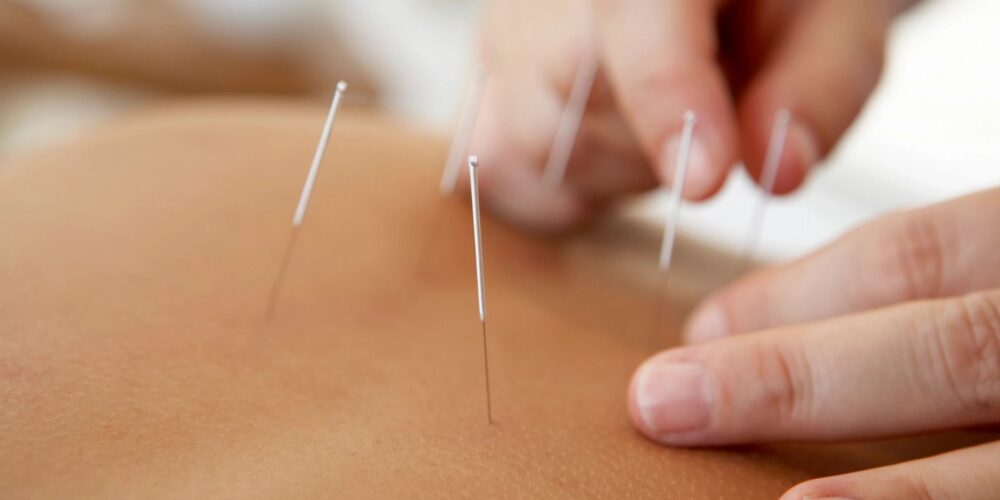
<box><xmin>633</xmin><ymin>188</ymin><xmax>1000</xmax><ymax>498</ymax></box>
<box><xmin>472</xmin><ymin>0</ymin><xmax>917</xmax><ymax>231</ymax></box>
<box><xmin>2</xmin><ymin>99</ymin><xmax>994</xmax><ymax>498</ymax></box>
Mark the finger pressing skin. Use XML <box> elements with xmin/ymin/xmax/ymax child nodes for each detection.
<box><xmin>685</xmin><ymin>188</ymin><xmax>1000</xmax><ymax>343</ymax></box>
<box><xmin>630</xmin><ymin>289</ymin><xmax>1000</xmax><ymax>446</ymax></box>
<box><xmin>594</xmin><ymin>0</ymin><xmax>739</xmax><ymax>200</ymax></box>
<box><xmin>783</xmin><ymin>440</ymin><xmax>1000</xmax><ymax>500</ymax></box>
<box><xmin>738</xmin><ymin>0</ymin><xmax>909</xmax><ymax>194</ymax></box>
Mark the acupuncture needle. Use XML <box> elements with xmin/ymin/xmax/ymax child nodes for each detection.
<box><xmin>265</xmin><ymin>81</ymin><xmax>349</xmax><ymax>319</ymax></box>
<box><xmin>541</xmin><ymin>55</ymin><xmax>598</xmax><ymax>189</ymax></box>
<box><xmin>659</xmin><ymin>111</ymin><xmax>697</xmax><ymax>272</ymax></box>
<box><xmin>468</xmin><ymin>155</ymin><xmax>494</xmax><ymax>425</ymax></box>
<box><xmin>440</xmin><ymin>67</ymin><xmax>487</xmax><ymax>194</ymax></box>
<box><xmin>649</xmin><ymin>111</ymin><xmax>697</xmax><ymax>349</ymax></box>
<box><xmin>742</xmin><ymin>109</ymin><xmax>791</xmax><ymax>262</ymax></box>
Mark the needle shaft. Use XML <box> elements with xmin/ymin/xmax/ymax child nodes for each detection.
<box><xmin>265</xmin><ymin>82</ymin><xmax>348</xmax><ymax>319</ymax></box>
<box><xmin>468</xmin><ymin>155</ymin><xmax>493</xmax><ymax>424</ymax></box>
<box><xmin>481</xmin><ymin>321</ymin><xmax>493</xmax><ymax>425</ymax></box>
<box><xmin>469</xmin><ymin>157</ymin><xmax>487</xmax><ymax>322</ymax></box>
<box><xmin>294</xmin><ymin>82</ymin><xmax>349</xmax><ymax>226</ymax></box>
<box><xmin>542</xmin><ymin>55</ymin><xmax>598</xmax><ymax>189</ymax></box>
<box><xmin>659</xmin><ymin>111</ymin><xmax>697</xmax><ymax>272</ymax></box>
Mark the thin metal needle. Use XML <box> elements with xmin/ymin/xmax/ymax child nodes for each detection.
<box><xmin>265</xmin><ymin>81</ymin><xmax>349</xmax><ymax>319</ymax></box>
<box><xmin>295</xmin><ymin>81</ymin><xmax>349</xmax><ymax>226</ymax></box>
<box><xmin>440</xmin><ymin>67</ymin><xmax>487</xmax><ymax>194</ymax></box>
<box><xmin>743</xmin><ymin>109</ymin><xmax>791</xmax><ymax>261</ymax></box>
<box><xmin>659</xmin><ymin>111</ymin><xmax>697</xmax><ymax>272</ymax></box>
<box><xmin>649</xmin><ymin>112</ymin><xmax>696</xmax><ymax>349</ymax></box>
<box><xmin>481</xmin><ymin>321</ymin><xmax>493</xmax><ymax>425</ymax></box>
<box><xmin>468</xmin><ymin>155</ymin><xmax>493</xmax><ymax>424</ymax></box>
<box><xmin>542</xmin><ymin>55</ymin><xmax>598</xmax><ymax>189</ymax></box>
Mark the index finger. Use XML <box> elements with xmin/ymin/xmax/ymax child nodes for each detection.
<box><xmin>685</xmin><ymin>188</ymin><xmax>1000</xmax><ymax>343</ymax></box>
<box><xmin>630</xmin><ymin>289</ymin><xmax>1000</xmax><ymax>446</ymax></box>
<box><xmin>595</xmin><ymin>0</ymin><xmax>739</xmax><ymax>199</ymax></box>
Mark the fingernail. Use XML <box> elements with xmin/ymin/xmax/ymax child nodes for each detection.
<box><xmin>787</xmin><ymin>120</ymin><xmax>821</xmax><ymax>174</ymax></box>
<box><xmin>660</xmin><ymin>133</ymin><xmax>712</xmax><ymax>198</ymax></box>
<box><xmin>684</xmin><ymin>303</ymin><xmax>729</xmax><ymax>344</ymax></box>
<box><xmin>635</xmin><ymin>360</ymin><xmax>714</xmax><ymax>437</ymax></box>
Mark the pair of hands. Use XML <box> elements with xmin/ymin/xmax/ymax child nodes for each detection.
<box><xmin>476</xmin><ymin>0</ymin><xmax>1000</xmax><ymax>497</ymax></box>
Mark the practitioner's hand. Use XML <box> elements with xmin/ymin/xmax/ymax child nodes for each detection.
<box><xmin>631</xmin><ymin>188</ymin><xmax>1000</xmax><ymax>498</ymax></box>
<box><xmin>472</xmin><ymin>0</ymin><xmax>915</xmax><ymax>231</ymax></box>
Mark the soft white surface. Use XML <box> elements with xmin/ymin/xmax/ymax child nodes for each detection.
<box><xmin>325</xmin><ymin>0</ymin><xmax>480</xmax><ymax>128</ymax></box>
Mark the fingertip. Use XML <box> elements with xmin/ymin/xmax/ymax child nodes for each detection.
<box><xmin>626</xmin><ymin>359</ymin><xmax>655</xmax><ymax>438</ymax></box>
<box><xmin>627</xmin><ymin>354</ymin><xmax>679</xmax><ymax>441</ymax></box>
<box><xmin>467</xmin><ymin>69</ymin><xmax>593</xmax><ymax>232</ymax></box>
<box><xmin>740</xmin><ymin>107</ymin><xmax>821</xmax><ymax>196</ymax></box>
<box><xmin>477</xmin><ymin>157</ymin><xmax>592</xmax><ymax>232</ymax></box>
<box><xmin>627</xmin><ymin>353</ymin><xmax>715</xmax><ymax>445</ymax></box>
<box><xmin>766</xmin><ymin>114</ymin><xmax>821</xmax><ymax>195</ymax></box>
<box><xmin>658</xmin><ymin>131</ymin><xmax>732</xmax><ymax>201</ymax></box>
<box><xmin>781</xmin><ymin>478</ymin><xmax>854</xmax><ymax>500</ymax></box>
<box><xmin>780</xmin><ymin>119</ymin><xmax>821</xmax><ymax>193</ymax></box>
<box><xmin>683</xmin><ymin>301</ymin><xmax>730</xmax><ymax>344</ymax></box>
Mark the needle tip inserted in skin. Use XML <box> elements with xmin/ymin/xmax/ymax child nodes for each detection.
<box><xmin>265</xmin><ymin>82</ymin><xmax>349</xmax><ymax>319</ymax></box>
<box><xmin>468</xmin><ymin>155</ymin><xmax>493</xmax><ymax>424</ymax></box>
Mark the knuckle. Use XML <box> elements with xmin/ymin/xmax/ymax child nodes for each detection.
<box><xmin>904</xmin><ymin>472</ymin><xmax>943</xmax><ymax>500</ymax></box>
<box><xmin>750</xmin><ymin>342</ymin><xmax>814</xmax><ymax>428</ymax></box>
<box><xmin>931</xmin><ymin>293</ymin><xmax>1000</xmax><ymax>415</ymax></box>
<box><xmin>909</xmin><ymin>467</ymin><xmax>965</xmax><ymax>500</ymax></box>
<box><xmin>860</xmin><ymin>212</ymin><xmax>946</xmax><ymax>304</ymax></box>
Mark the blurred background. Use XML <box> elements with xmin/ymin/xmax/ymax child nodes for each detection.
<box><xmin>1</xmin><ymin>0</ymin><xmax>998</xmax><ymax>261</ymax></box>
